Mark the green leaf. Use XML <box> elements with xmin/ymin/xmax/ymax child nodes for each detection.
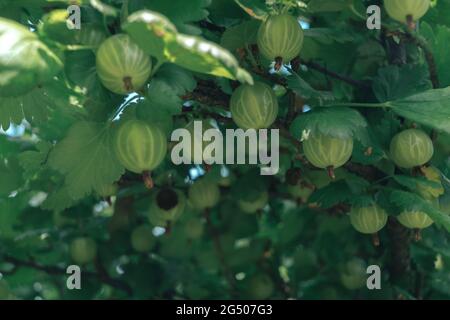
<box><xmin>0</xmin><ymin>17</ymin><xmax>62</xmax><ymax>97</ymax></box>
<box><xmin>129</xmin><ymin>0</ymin><xmax>210</xmax><ymax>34</ymax></box>
<box><xmin>65</xmin><ymin>49</ymin><xmax>120</xmax><ymax>120</ymax></box>
<box><xmin>135</xmin><ymin>99</ymin><xmax>174</xmax><ymax>136</ymax></box>
<box><xmin>392</xmin><ymin>175</ymin><xmax>441</xmax><ymax>193</ymax></box>
<box><xmin>48</xmin><ymin>121</ymin><xmax>125</xmax><ymax>200</ymax></box>
<box><xmin>90</xmin><ymin>0</ymin><xmax>118</xmax><ymax>17</ymax></box>
<box><xmin>388</xmin><ymin>87</ymin><xmax>450</xmax><ymax>134</ymax></box>
<box><xmin>309</xmin><ymin>180</ymin><xmax>352</xmax><ymax>208</ymax></box>
<box><xmin>303</xmin><ymin>28</ymin><xmax>359</xmax><ymax>45</ymax></box>
<box><xmin>145</xmin><ymin>79</ymin><xmax>182</xmax><ymax>115</ymax></box>
<box><xmin>122</xmin><ymin>10</ymin><xmax>178</xmax><ymax>62</ymax></box>
<box><xmin>0</xmin><ymin>157</ymin><xmax>23</xmax><ymax>197</ymax></box>
<box><xmin>351</xmin><ymin>139</ymin><xmax>385</xmax><ymax>165</ymax></box>
<box><xmin>234</xmin><ymin>0</ymin><xmax>268</xmax><ymax>20</ymax></box>
<box><xmin>220</xmin><ymin>19</ymin><xmax>260</xmax><ymax>53</ymax></box>
<box><xmin>389</xmin><ymin>190</ymin><xmax>450</xmax><ymax>232</ymax></box>
<box><xmin>18</xmin><ymin>141</ymin><xmax>52</xmax><ymax>177</ymax></box>
<box><xmin>372</xmin><ymin>64</ymin><xmax>432</xmax><ymax>102</ymax></box>
<box><xmin>0</xmin><ymin>197</ymin><xmax>22</xmax><ymax>238</ymax></box>
<box><xmin>167</xmin><ymin>33</ymin><xmax>252</xmax><ymax>81</ymax></box>
<box><xmin>123</xmin><ymin>10</ymin><xmax>253</xmax><ymax>85</ymax></box>
<box><xmin>0</xmin><ymin>79</ymin><xmax>78</xmax><ymax>130</ymax></box>
<box><xmin>0</xmin><ymin>134</ymin><xmax>21</xmax><ymax>158</ymax></box>
<box><xmin>153</xmin><ymin>64</ymin><xmax>196</xmax><ymax>96</ymax></box>
<box><xmin>38</xmin><ymin>9</ymin><xmax>76</xmax><ymax>44</ymax></box>
<box><xmin>431</xmin><ymin>272</ymin><xmax>450</xmax><ymax>297</ymax></box>
<box><xmin>307</xmin><ymin>0</ymin><xmax>350</xmax><ymax>13</ymax></box>
<box><xmin>420</xmin><ymin>22</ymin><xmax>450</xmax><ymax>88</ymax></box>
<box><xmin>287</xmin><ymin>72</ymin><xmax>335</xmax><ymax>104</ymax></box>
<box><xmin>65</xmin><ymin>49</ymin><xmax>100</xmax><ymax>94</ymax></box>
<box><xmin>41</xmin><ymin>186</ymin><xmax>77</xmax><ymax>212</ymax></box>
<box><xmin>290</xmin><ymin>107</ymin><xmax>367</xmax><ymax>140</ymax></box>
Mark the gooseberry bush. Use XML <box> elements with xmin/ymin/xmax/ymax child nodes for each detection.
<box><xmin>0</xmin><ymin>0</ymin><xmax>449</xmax><ymax>300</ymax></box>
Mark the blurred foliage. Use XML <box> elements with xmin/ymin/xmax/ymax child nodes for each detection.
<box><xmin>0</xmin><ymin>0</ymin><xmax>449</xmax><ymax>300</ymax></box>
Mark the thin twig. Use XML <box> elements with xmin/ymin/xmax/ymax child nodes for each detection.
<box><xmin>2</xmin><ymin>254</ymin><xmax>133</xmax><ymax>296</ymax></box>
<box><xmin>302</xmin><ymin>60</ymin><xmax>370</xmax><ymax>88</ymax></box>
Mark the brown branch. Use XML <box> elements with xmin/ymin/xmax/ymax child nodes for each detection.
<box><xmin>2</xmin><ymin>254</ymin><xmax>133</xmax><ymax>296</ymax></box>
<box><xmin>409</xmin><ymin>35</ymin><xmax>439</xmax><ymax>89</ymax></box>
<box><xmin>302</xmin><ymin>60</ymin><xmax>370</xmax><ymax>88</ymax></box>
<box><xmin>182</xmin><ymin>80</ymin><xmax>230</xmax><ymax>108</ymax></box>
<box><xmin>197</xmin><ymin>20</ymin><xmax>226</xmax><ymax>33</ymax></box>
<box><xmin>203</xmin><ymin>209</ymin><xmax>236</xmax><ymax>294</ymax></box>
<box><xmin>384</xmin><ymin>29</ymin><xmax>440</xmax><ymax>88</ymax></box>
<box><xmin>387</xmin><ymin>218</ymin><xmax>412</xmax><ymax>282</ymax></box>
<box><xmin>250</xmin><ymin>66</ymin><xmax>287</xmax><ymax>85</ymax></box>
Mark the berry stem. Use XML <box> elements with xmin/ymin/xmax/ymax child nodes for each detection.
<box><xmin>142</xmin><ymin>171</ymin><xmax>154</xmax><ymax>189</ymax></box>
<box><xmin>165</xmin><ymin>221</ymin><xmax>172</xmax><ymax>236</ymax></box>
<box><xmin>104</xmin><ymin>197</ymin><xmax>112</xmax><ymax>206</ymax></box>
<box><xmin>372</xmin><ymin>233</ymin><xmax>380</xmax><ymax>247</ymax></box>
<box><xmin>327</xmin><ymin>166</ymin><xmax>336</xmax><ymax>180</ymax></box>
<box><xmin>123</xmin><ymin>76</ymin><xmax>133</xmax><ymax>92</ymax></box>
<box><xmin>203</xmin><ymin>163</ymin><xmax>212</xmax><ymax>173</ymax></box>
<box><xmin>414</xmin><ymin>229</ymin><xmax>422</xmax><ymax>242</ymax></box>
<box><xmin>406</xmin><ymin>15</ymin><xmax>416</xmax><ymax>31</ymax></box>
<box><xmin>274</xmin><ymin>57</ymin><xmax>283</xmax><ymax>71</ymax></box>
